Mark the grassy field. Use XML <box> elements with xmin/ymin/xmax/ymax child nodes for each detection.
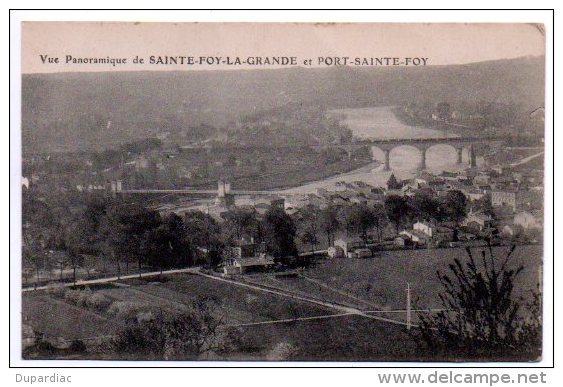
<box><xmin>119</xmin><ymin>274</ymin><xmax>331</xmax><ymax>324</ymax></box>
<box><xmin>232</xmin><ymin>314</ymin><xmax>416</xmax><ymax>361</ymax></box>
<box><xmin>22</xmin><ymin>244</ymin><xmax>542</xmax><ymax>360</ymax></box>
<box><xmin>306</xmin><ymin>245</ymin><xmax>541</xmax><ymax>306</ymax></box>
<box><xmin>22</xmin><ymin>293</ymin><xmax>122</xmax><ymax>340</ymax></box>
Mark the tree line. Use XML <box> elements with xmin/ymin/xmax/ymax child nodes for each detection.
<box><xmin>23</xmin><ymin>181</ymin><xmax>471</xmax><ymax>286</ymax></box>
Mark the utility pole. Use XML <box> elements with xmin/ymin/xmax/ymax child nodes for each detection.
<box><xmin>538</xmin><ymin>264</ymin><xmax>543</xmax><ymax>295</ymax></box>
<box><xmin>538</xmin><ymin>264</ymin><xmax>543</xmax><ymax>311</ymax></box>
<box><xmin>406</xmin><ymin>282</ymin><xmax>412</xmax><ymax>330</ymax></box>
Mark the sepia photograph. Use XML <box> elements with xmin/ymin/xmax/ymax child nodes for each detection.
<box><xmin>17</xmin><ymin>21</ymin><xmax>547</xmax><ymax>363</ymax></box>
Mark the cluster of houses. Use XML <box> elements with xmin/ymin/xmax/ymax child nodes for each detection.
<box><xmin>222</xmin><ymin>238</ymin><xmax>276</xmax><ymax>275</ymax></box>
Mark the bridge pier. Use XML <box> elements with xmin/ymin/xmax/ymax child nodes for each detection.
<box><xmin>468</xmin><ymin>145</ymin><xmax>477</xmax><ymax>168</ymax></box>
<box><xmin>418</xmin><ymin>147</ymin><xmax>427</xmax><ymax>171</ymax></box>
<box><xmin>383</xmin><ymin>149</ymin><xmax>391</xmax><ymax>171</ymax></box>
<box><xmin>456</xmin><ymin>147</ymin><xmax>463</xmax><ymax>164</ymax></box>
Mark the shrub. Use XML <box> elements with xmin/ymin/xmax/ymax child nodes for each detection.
<box><xmin>107</xmin><ymin>301</ymin><xmax>150</xmax><ymax>321</ymax></box>
<box><xmin>86</xmin><ymin>293</ymin><xmax>112</xmax><ymax>311</ymax></box>
<box><xmin>63</xmin><ymin>289</ymin><xmax>81</xmax><ymax>305</ymax></box>
<box><xmin>63</xmin><ymin>287</ymin><xmax>92</xmax><ymax>307</ymax></box>
<box><xmin>68</xmin><ymin>339</ymin><xmax>87</xmax><ymax>353</ymax></box>
<box><xmin>77</xmin><ymin>287</ymin><xmax>92</xmax><ymax>307</ymax></box>
<box><xmin>46</xmin><ymin>283</ymin><xmax>66</xmax><ymax>298</ymax></box>
<box><xmin>267</xmin><ymin>341</ymin><xmax>297</xmax><ymax>361</ymax></box>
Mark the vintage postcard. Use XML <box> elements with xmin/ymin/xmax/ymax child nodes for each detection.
<box><xmin>18</xmin><ymin>22</ymin><xmax>546</xmax><ymax>362</ymax></box>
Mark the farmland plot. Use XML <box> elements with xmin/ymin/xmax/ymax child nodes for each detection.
<box><xmin>304</xmin><ymin>246</ymin><xmax>542</xmax><ymax>312</ymax></box>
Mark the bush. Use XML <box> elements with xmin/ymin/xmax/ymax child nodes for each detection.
<box><xmin>63</xmin><ymin>287</ymin><xmax>92</xmax><ymax>307</ymax></box>
<box><xmin>68</xmin><ymin>339</ymin><xmax>87</xmax><ymax>353</ymax></box>
<box><xmin>77</xmin><ymin>287</ymin><xmax>92</xmax><ymax>306</ymax></box>
<box><xmin>86</xmin><ymin>293</ymin><xmax>112</xmax><ymax>311</ymax></box>
<box><xmin>267</xmin><ymin>341</ymin><xmax>297</xmax><ymax>360</ymax></box>
<box><xmin>107</xmin><ymin>301</ymin><xmax>151</xmax><ymax>321</ymax></box>
<box><xmin>63</xmin><ymin>289</ymin><xmax>81</xmax><ymax>305</ymax></box>
<box><xmin>46</xmin><ymin>283</ymin><xmax>66</xmax><ymax>298</ymax></box>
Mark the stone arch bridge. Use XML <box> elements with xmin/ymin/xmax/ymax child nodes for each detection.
<box><xmin>315</xmin><ymin>136</ymin><xmax>504</xmax><ymax>171</ymax></box>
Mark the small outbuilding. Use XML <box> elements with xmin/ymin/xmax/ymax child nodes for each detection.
<box><xmin>223</xmin><ymin>254</ymin><xmax>275</xmax><ymax>275</ymax></box>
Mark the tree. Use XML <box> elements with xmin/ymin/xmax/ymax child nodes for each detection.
<box><xmin>387</xmin><ymin>173</ymin><xmax>402</xmax><ymax>190</ymax></box>
<box><xmin>347</xmin><ymin>203</ymin><xmax>378</xmax><ymax>244</ymax></box>
<box><xmin>63</xmin><ymin>219</ymin><xmax>94</xmax><ymax>285</ymax></box>
<box><xmin>22</xmin><ymin>228</ymin><xmax>47</xmax><ymax>289</ymax></box>
<box><xmin>385</xmin><ymin>195</ymin><xmax>410</xmax><ymax>233</ymax></box>
<box><xmin>319</xmin><ymin>205</ymin><xmax>340</xmax><ymax>247</ymax></box>
<box><xmin>221</xmin><ymin>206</ymin><xmax>258</xmax><ymax>242</ymax></box>
<box><xmin>184</xmin><ymin>210</ymin><xmax>223</xmax><ymax>266</ymax></box>
<box><xmin>300</xmin><ymin>230</ymin><xmax>319</xmax><ymax>256</ymax></box>
<box><xmin>113</xmin><ymin>297</ymin><xmax>227</xmax><ymax>360</ymax></box>
<box><xmin>474</xmin><ymin>194</ymin><xmax>496</xmax><ymax>220</ymax></box>
<box><xmin>262</xmin><ymin>207</ymin><xmax>298</xmax><ymax>260</ymax></box>
<box><xmin>416</xmin><ymin>245</ymin><xmax>542</xmax><ymax>360</ymax></box>
<box><xmin>338</xmin><ymin>205</ymin><xmax>355</xmax><ymax>237</ymax></box>
<box><xmin>297</xmin><ymin>204</ymin><xmax>322</xmax><ymax>255</ymax></box>
<box><xmin>440</xmin><ymin>190</ymin><xmax>468</xmax><ymax>224</ymax></box>
<box><xmin>143</xmin><ymin>213</ymin><xmax>193</xmax><ymax>272</ymax></box>
<box><xmin>371</xmin><ymin>204</ymin><xmax>388</xmax><ymax>242</ymax></box>
<box><xmin>409</xmin><ymin>190</ymin><xmax>442</xmax><ymax>222</ymax></box>
<box><xmin>101</xmin><ymin>203</ymin><xmax>162</xmax><ymax>277</ymax></box>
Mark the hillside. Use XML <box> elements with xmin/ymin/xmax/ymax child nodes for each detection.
<box><xmin>22</xmin><ymin>56</ymin><xmax>545</xmax><ymax>153</ymax></box>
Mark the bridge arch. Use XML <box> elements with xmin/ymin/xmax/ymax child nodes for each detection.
<box><xmin>424</xmin><ymin>143</ymin><xmax>465</xmax><ymax>168</ymax></box>
<box><xmin>370</xmin><ymin>141</ymin><xmax>476</xmax><ymax>171</ymax></box>
<box><xmin>371</xmin><ymin>144</ymin><xmax>427</xmax><ymax>171</ymax></box>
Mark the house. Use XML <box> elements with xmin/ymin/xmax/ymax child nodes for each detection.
<box><xmin>462</xmin><ymin>211</ymin><xmax>493</xmax><ymax>231</ymax></box>
<box><xmin>433</xmin><ymin>226</ymin><xmax>455</xmax><ymax>243</ymax></box>
<box><xmin>355</xmin><ymin>248</ymin><xmax>372</xmax><ymax>258</ymax></box>
<box><xmin>401</xmin><ymin>183</ymin><xmax>419</xmax><ymax>197</ymax></box>
<box><xmin>462</xmin><ymin>187</ymin><xmax>485</xmax><ymax>201</ymax></box>
<box><xmin>402</xmin><ymin>221</ymin><xmax>455</xmax><ymax>246</ymax></box>
<box><xmin>473</xmin><ymin>173</ymin><xmax>491</xmax><ymax>186</ymax></box>
<box><xmin>270</xmin><ymin>198</ymin><xmax>285</xmax><ymax>212</ymax></box>
<box><xmin>327</xmin><ymin>246</ymin><xmax>342</xmax><ymax>258</ymax></box>
<box><xmin>394</xmin><ymin>234</ymin><xmax>411</xmax><ymax>247</ymax></box>
<box><xmin>491</xmin><ymin>190</ymin><xmax>518</xmax><ymax>211</ymax></box>
<box><xmin>334</xmin><ymin>237</ymin><xmax>367</xmax><ymax>258</ymax></box>
<box><xmin>254</xmin><ymin>202</ymin><xmax>271</xmax><ymax>215</ymax></box>
<box><xmin>440</xmin><ymin>171</ymin><xmax>458</xmax><ymax>182</ymax></box>
<box><xmin>514</xmin><ymin>211</ymin><xmax>542</xmax><ymax>230</ymax></box>
<box><xmin>399</xmin><ymin>229</ymin><xmax>430</xmax><ymax>245</ymax></box>
<box><xmin>413</xmin><ymin>221</ymin><xmax>434</xmax><ymax>237</ymax></box>
<box><xmin>223</xmin><ymin>254</ymin><xmax>275</xmax><ymax>275</ymax></box>
<box><xmin>457</xmin><ymin>231</ymin><xmax>478</xmax><ymax>241</ymax></box>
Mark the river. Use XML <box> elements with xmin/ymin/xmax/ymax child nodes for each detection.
<box><xmin>282</xmin><ymin>106</ymin><xmax>482</xmax><ymax>194</ymax></box>
<box><xmin>169</xmin><ymin>107</ymin><xmax>483</xmax><ymax>212</ymax></box>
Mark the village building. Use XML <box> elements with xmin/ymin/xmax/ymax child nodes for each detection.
<box><xmin>461</xmin><ymin>187</ymin><xmax>485</xmax><ymax>201</ymax></box>
<box><xmin>473</xmin><ymin>173</ymin><xmax>491</xmax><ymax>186</ymax></box>
<box><xmin>491</xmin><ymin>190</ymin><xmax>518</xmax><ymax>211</ymax></box>
<box><xmin>333</xmin><ymin>237</ymin><xmax>368</xmax><ymax>258</ymax></box>
<box><xmin>394</xmin><ymin>234</ymin><xmax>412</xmax><ymax>247</ymax></box>
<box><xmin>513</xmin><ymin>211</ymin><xmax>542</xmax><ymax>230</ymax></box>
<box><xmin>462</xmin><ymin>211</ymin><xmax>493</xmax><ymax>231</ymax></box>
<box><xmin>399</xmin><ymin>229</ymin><xmax>430</xmax><ymax>245</ymax></box>
<box><xmin>400</xmin><ymin>220</ymin><xmax>456</xmax><ymax>247</ymax></box>
<box><xmin>223</xmin><ymin>254</ymin><xmax>275</xmax><ymax>275</ymax></box>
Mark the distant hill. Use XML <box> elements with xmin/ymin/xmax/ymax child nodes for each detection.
<box><xmin>22</xmin><ymin>56</ymin><xmax>544</xmax><ymax>153</ymax></box>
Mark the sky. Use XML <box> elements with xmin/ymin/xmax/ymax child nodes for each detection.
<box><xmin>21</xmin><ymin>22</ymin><xmax>545</xmax><ymax>73</ymax></box>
